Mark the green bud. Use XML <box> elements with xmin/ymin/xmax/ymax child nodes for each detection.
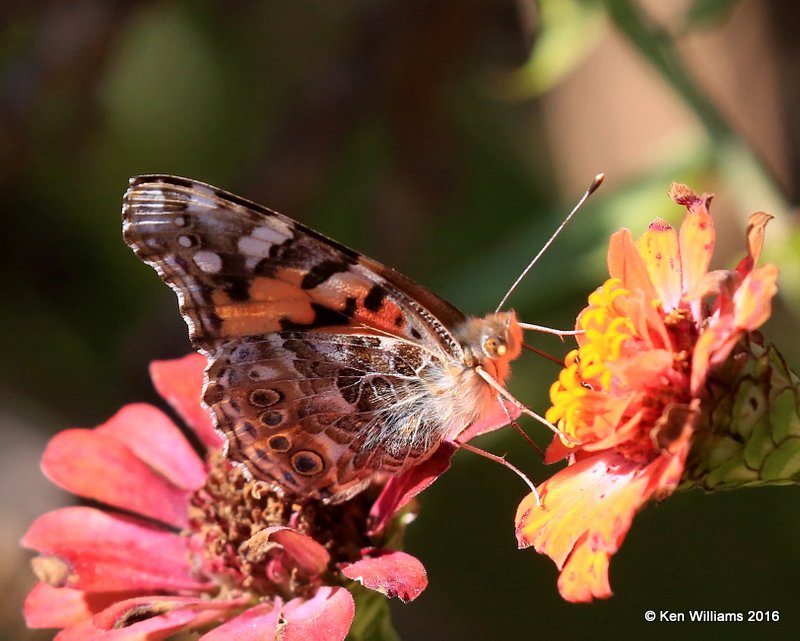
<box><xmin>682</xmin><ymin>340</ymin><xmax>800</xmax><ymax>490</ymax></box>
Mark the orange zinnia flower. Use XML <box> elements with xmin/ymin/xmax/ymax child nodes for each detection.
<box><xmin>515</xmin><ymin>184</ymin><xmax>781</xmax><ymax>603</ymax></box>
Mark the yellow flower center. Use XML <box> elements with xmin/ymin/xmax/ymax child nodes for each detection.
<box><xmin>546</xmin><ymin>279</ymin><xmax>637</xmax><ymax>442</ymax></box>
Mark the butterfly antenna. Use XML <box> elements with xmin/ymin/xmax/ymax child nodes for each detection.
<box><xmin>517</xmin><ymin>322</ymin><xmax>584</xmax><ymax>337</ymax></box>
<box><xmin>495</xmin><ymin>173</ymin><xmax>605</xmax><ymax>313</ymax></box>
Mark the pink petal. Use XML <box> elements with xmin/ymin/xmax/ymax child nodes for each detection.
<box><xmin>280</xmin><ymin>587</ymin><xmax>355</xmax><ymax>641</ymax></box>
<box><xmin>368</xmin><ymin>442</ymin><xmax>456</xmax><ymax>535</ymax></box>
<box><xmin>42</xmin><ymin>428</ymin><xmax>190</xmax><ymax>528</ymax></box>
<box><xmin>265</xmin><ymin>527</ymin><xmax>330</xmax><ymax>576</ymax></box>
<box><xmin>55</xmin><ymin>596</ymin><xmax>242</xmax><ymax>641</ymax></box>
<box><xmin>55</xmin><ymin>608</ymin><xmax>199</xmax><ymax>641</ymax></box>
<box><xmin>200</xmin><ymin>602</ymin><xmax>281</xmax><ymax>641</ymax></box>
<box><xmin>96</xmin><ymin>403</ymin><xmax>206</xmax><ymax>492</ymax></box>
<box><xmin>24</xmin><ymin>583</ymin><xmax>135</xmax><ymax>629</ymax></box>
<box><xmin>22</xmin><ymin>507</ymin><xmax>208</xmax><ymax>593</ymax></box>
<box><xmin>456</xmin><ymin>398</ymin><xmax>520</xmax><ymax>443</ymax></box>
<box><xmin>94</xmin><ymin>596</ymin><xmax>240</xmax><ymax>634</ymax></box>
<box><xmin>150</xmin><ymin>354</ymin><xmax>222</xmax><ymax>449</ymax></box>
<box><xmin>341</xmin><ymin>549</ymin><xmax>427</xmax><ymax>602</ymax></box>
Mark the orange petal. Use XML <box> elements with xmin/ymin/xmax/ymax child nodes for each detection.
<box><xmin>734</xmin><ymin>264</ymin><xmax>778</xmax><ymax>331</ymax></box>
<box><xmin>607</xmin><ymin>229</ymin><xmax>658</xmax><ymax>304</ymax></box>
<box><xmin>544</xmin><ymin>435</ymin><xmax>574</xmax><ymax>464</ymax></box>
<box><xmin>615</xmin><ymin>348</ymin><xmax>675</xmax><ymax>388</ymax></box>
<box><xmin>614</xmin><ymin>288</ymin><xmax>670</xmax><ymax>351</ymax></box>
<box><xmin>516</xmin><ymin>433</ymin><xmax>696</xmax><ymax>603</ymax></box>
<box><xmin>678</xmin><ymin>193</ymin><xmax>714</xmax><ymax>299</ymax></box>
<box><xmin>691</xmin><ymin>315</ymin><xmax>735</xmax><ymax>395</ymax></box>
<box><xmin>515</xmin><ymin>452</ymin><xmax>644</xmax><ymax>571</ymax></box>
<box><xmin>636</xmin><ymin>219</ymin><xmax>682</xmax><ymax>311</ymax></box>
<box><xmin>583</xmin><ymin>409</ymin><xmax>644</xmax><ymax>451</ymax></box>
<box><xmin>736</xmin><ymin>211</ymin><xmax>774</xmax><ymax>277</ymax></box>
<box><xmin>683</xmin><ymin>269</ymin><xmax>735</xmax><ymax>303</ymax></box>
<box><xmin>690</xmin><ymin>264</ymin><xmax>777</xmax><ymax>394</ymax></box>
<box><xmin>557</xmin><ymin>535</ymin><xmax>612</xmax><ymax>603</ymax></box>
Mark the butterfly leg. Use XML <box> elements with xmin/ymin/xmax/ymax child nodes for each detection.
<box><xmin>458</xmin><ymin>442</ymin><xmax>541</xmax><ymax>506</ymax></box>
<box><xmin>498</xmin><ymin>397</ymin><xmax>544</xmax><ymax>458</ymax></box>
<box><xmin>475</xmin><ymin>366</ymin><xmax>577</xmax><ymax>446</ymax></box>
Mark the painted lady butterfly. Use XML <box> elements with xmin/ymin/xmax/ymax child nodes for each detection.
<box><xmin>123</xmin><ymin>175</ymin><xmax>526</xmax><ymax>503</ymax></box>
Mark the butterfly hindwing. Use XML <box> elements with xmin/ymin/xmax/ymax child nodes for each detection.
<box><xmin>205</xmin><ymin>330</ymin><xmax>445</xmax><ymax>502</ymax></box>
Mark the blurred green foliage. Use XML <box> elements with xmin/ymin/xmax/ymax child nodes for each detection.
<box><xmin>3</xmin><ymin>1</ymin><xmax>800</xmax><ymax>640</ymax></box>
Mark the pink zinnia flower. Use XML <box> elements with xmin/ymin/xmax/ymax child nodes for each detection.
<box><xmin>23</xmin><ymin>354</ymin><xmax>428</xmax><ymax>640</ymax></box>
<box><xmin>516</xmin><ymin>184</ymin><xmax>783</xmax><ymax>603</ymax></box>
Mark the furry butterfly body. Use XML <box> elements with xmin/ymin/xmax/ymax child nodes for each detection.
<box><xmin>123</xmin><ymin>175</ymin><xmax>522</xmax><ymax>503</ymax></box>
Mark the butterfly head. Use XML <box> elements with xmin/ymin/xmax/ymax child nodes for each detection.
<box><xmin>455</xmin><ymin>311</ymin><xmax>522</xmax><ymax>383</ymax></box>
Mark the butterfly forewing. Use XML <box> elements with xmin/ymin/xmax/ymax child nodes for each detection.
<box><xmin>122</xmin><ymin>176</ymin><xmax>463</xmax><ymax>355</ymax></box>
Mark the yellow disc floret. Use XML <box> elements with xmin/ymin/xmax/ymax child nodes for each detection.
<box><xmin>546</xmin><ymin>279</ymin><xmax>638</xmax><ymax>442</ymax></box>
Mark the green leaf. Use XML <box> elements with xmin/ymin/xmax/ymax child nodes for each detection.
<box><xmin>762</xmin><ymin>437</ymin><xmax>800</xmax><ymax>482</ymax></box>
<box><xmin>504</xmin><ymin>0</ymin><xmax>606</xmax><ymax>98</ymax></box>
<box><xmin>347</xmin><ymin>584</ymin><xmax>401</xmax><ymax>641</ymax></box>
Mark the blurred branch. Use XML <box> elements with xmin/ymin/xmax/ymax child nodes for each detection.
<box><xmin>605</xmin><ymin>0</ymin><xmax>800</xmax><ymax>320</ymax></box>
<box><xmin>502</xmin><ymin>0</ymin><xmax>607</xmax><ymax>98</ymax></box>
<box><xmin>603</xmin><ymin>0</ymin><xmax>732</xmax><ymax>141</ymax></box>
<box><xmin>602</xmin><ymin>0</ymin><xmax>788</xmax><ymax>202</ymax></box>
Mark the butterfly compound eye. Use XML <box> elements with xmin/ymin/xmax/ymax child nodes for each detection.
<box><xmin>482</xmin><ymin>336</ymin><xmax>507</xmax><ymax>358</ymax></box>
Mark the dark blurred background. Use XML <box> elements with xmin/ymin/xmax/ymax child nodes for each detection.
<box><xmin>3</xmin><ymin>1</ymin><xmax>800</xmax><ymax>639</ymax></box>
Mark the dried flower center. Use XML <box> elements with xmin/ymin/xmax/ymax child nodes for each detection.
<box><xmin>186</xmin><ymin>451</ymin><xmax>370</xmax><ymax>601</ymax></box>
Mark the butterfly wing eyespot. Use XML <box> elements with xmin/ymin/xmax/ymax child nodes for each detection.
<box><xmin>122</xmin><ymin>175</ymin><xmax>524</xmax><ymax>502</ymax></box>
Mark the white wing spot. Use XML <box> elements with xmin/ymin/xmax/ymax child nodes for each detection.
<box><xmin>173</xmin><ymin>216</ymin><xmax>186</xmax><ymax>227</ymax></box>
<box><xmin>238</xmin><ymin>235</ymin><xmax>273</xmax><ymax>259</ymax></box>
<box><xmin>178</xmin><ymin>235</ymin><xmax>193</xmax><ymax>248</ymax></box>
<box><xmin>248</xmin><ymin>364</ymin><xmax>281</xmax><ymax>380</ymax></box>
<box><xmin>253</xmin><ymin>220</ymin><xmax>292</xmax><ymax>243</ymax></box>
<box><xmin>138</xmin><ymin>189</ymin><xmax>167</xmax><ymax>200</ymax></box>
<box><xmin>193</xmin><ymin>250</ymin><xmax>223</xmax><ymax>273</ymax></box>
